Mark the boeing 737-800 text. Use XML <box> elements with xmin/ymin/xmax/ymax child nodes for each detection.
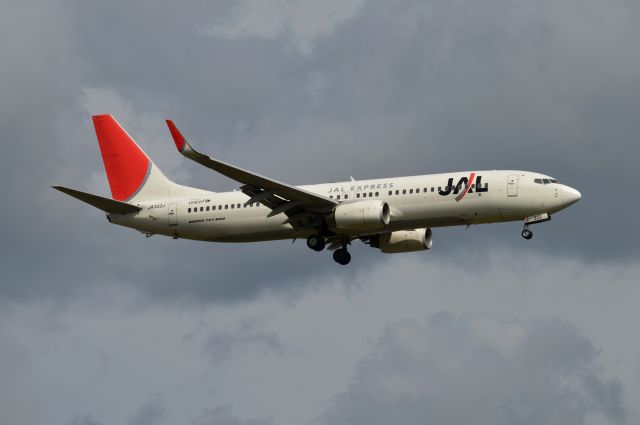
<box><xmin>54</xmin><ymin>115</ymin><xmax>581</xmax><ymax>265</ymax></box>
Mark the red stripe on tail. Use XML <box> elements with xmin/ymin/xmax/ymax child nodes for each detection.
<box><xmin>93</xmin><ymin>115</ymin><xmax>150</xmax><ymax>201</ymax></box>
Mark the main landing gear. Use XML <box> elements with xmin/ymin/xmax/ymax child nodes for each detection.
<box><xmin>521</xmin><ymin>227</ymin><xmax>533</xmax><ymax>240</ymax></box>
<box><xmin>306</xmin><ymin>235</ymin><xmax>351</xmax><ymax>265</ymax></box>
<box><xmin>306</xmin><ymin>234</ymin><xmax>326</xmax><ymax>251</ymax></box>
<box><xmin>332</xmin><ymin>248</ymin><xmax>351</xmax><ymax>265</ymax></box>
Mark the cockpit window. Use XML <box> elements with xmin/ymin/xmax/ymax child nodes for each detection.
<box><xmin>535</xmin><ymin>178</ymin><xmax>559</xmax><ymax>185</ymax></box>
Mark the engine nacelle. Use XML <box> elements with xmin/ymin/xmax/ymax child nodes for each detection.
<box><xmin>333</xmin><ymin>200</ymin><xmax>391</xmax><ymax>232</ymax></box>
<box><xmin>374</xmin><ymin>228</ymin><xmax>433</xmax><ymax>253</ymax></box>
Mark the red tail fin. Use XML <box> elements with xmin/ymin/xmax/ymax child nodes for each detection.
<box><xmin>93</xmin><ymin>115</ymin><xmax>151</xmax><ymax>201</ymax></box>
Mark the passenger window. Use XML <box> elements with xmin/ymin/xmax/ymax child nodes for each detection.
<box><xmin>374</xmin><ymin>192</ymin><xmax>378</xmax><ymax>197</ymax></box>
<box><xmin>402</xmin><ymin>189</ymin><xmax>407</xmax><ymax>194</ymax></box>
<box><xmin>409</xmin><ymin>189</ymin><xmax>413</xmax><ymax>194</ymax></box>
<box><xmin>224</xmin><ymin>205</ymin><xmax>228</xmax><ymax>209</ymax></box>
<box><xmin>212</xmin><ymin>206</ymin><xmax>216</xmax><ymax>210</ymax></box>
<box><xmin>395</xmin><ymin>190</ymin><xmax>399</xmax><ymax>195</ymax></box>
<box><xmin>369</xmin><ymin>192</ymin><xmax>373</xmax><ymax>197</ymax></box>
<box><xmin>389</xmin><ymin>190</ymin><xmax>393</xmax><ymax>196</ymax></box>
<box><xmin>424</xmin><ymin>188</ymin><xmax>428</xmax><ymax>193</ymax></box>
<box><xmin>344</xmin><ymin>194</ymin><xmax>348</xmax><ymax>199</ymax></box>
<box><xmin>329</xmin><ymin>195</ymin><xmax>333</xmax><ymax>199</ymax></box>
<box><xmin>337</xmin><ymin>195</ymin><xmax>341</xmax><ymax>200</ymax></box>
<box><xmin>363</xmin><ymin>193</ymin><xmax>367</xmax><ymax>198</ymax></box>
<box><xmin>356</xmin><ymin>193</ymin><xmax>360</xmax><ymax>198</ymax></box>
<box><xmin>237</xmin><ymin>204</ymin><xmax>241</xmax><ymax>208</ymax></box>
<box><xmin>206</xmin><ymin>206</ymin><xmax>210</xmax><ymax>211</ymax></box>
<box><xmin>200</xmin><ymin>207</ymin><xmax>204</xmax><ymax>212</ymax></box>
<box><xmin>188</xmin><ymin>208</ymin><xmax>191</xmax><ymax>213</ymax></box>
<box><xmin>431</xmin><ymin>187</ymin><xmax>434</xmax><ymax>192</ymax></box>
<box><xmin>231</xmin><ymin>204</ymin><xmax>234</xmax><ymax>209</ymax></box>
<box><xmin>416</xmin><ymin>188</ymin><xmax>419</xmax><ymax>193</ymax></box>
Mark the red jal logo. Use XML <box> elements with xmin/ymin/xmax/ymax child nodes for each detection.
<box><xmin>438</xmin><ymin>173</ymin><xmax>488</xmax><ymax>201</ymax></box>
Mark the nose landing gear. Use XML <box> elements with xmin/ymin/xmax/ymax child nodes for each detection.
<box><xmin>521</xmin><ymin>213</ymin><xmax>551</xmax><ymax>240</ymax></box>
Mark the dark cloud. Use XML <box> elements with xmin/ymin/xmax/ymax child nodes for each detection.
<box><xmin>202</xmin><ymin>318</ymin><xmax>285</xmax><ymax>363</ymax></box>
<box><xmin>191</xmin><ymin>404</ymin><xmax>273</xmax><ymax>425</ymax></box>
<box><xmin>69</xmin><ymin>414</ymin><xmax>103</xmax><ymax>425</ymax></box>
<box><xmin>127</xmin><ymin>396</ymin><xmax>168</xmax><ymax>425</ymax></box>
<box><xmin>323</xmin><ymin>312</ymin><xmax>626</xmax><ymax>425</ymax></box>
<box><xmin>191</xmin><ymin>405</ymin><xmax>272</xmax><ymax>425</ymax></box>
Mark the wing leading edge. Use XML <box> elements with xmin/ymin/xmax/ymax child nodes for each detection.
<box><xmin>165</xmin><ymin>120</ymin><xmax>337</xmax><ymax>228</ymax></box>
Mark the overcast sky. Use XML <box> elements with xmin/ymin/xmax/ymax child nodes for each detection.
<box><xmin>1</xmin><ymin>0</ymin><xmax>640</xmax><ymax>424</ymax></box>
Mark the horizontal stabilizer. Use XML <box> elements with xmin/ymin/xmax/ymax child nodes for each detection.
<box><xmin>52</xmin><ymin>186</ymin><xmax>142</xmax><ymax>214</ymax></box>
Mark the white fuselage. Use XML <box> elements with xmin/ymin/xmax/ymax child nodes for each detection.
<box><xmin>108</xmin><ymin>170</ymin><xmax>580</xmax><ymax>242</ymax></box>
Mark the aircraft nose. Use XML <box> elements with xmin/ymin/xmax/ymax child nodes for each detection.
<box><xmin>561</xmin><ymin>185</ymin><xmax>581</xmax><ymax>206</ymax></box>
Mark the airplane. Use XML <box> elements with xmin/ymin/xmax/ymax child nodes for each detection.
<box><xmin>53</xmin><ymin>115</ymin><xmax>582</xmax><ymax>265</ymax></box>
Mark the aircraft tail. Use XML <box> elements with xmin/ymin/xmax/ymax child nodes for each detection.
<box><xmin>92</xmin><ymin>115</ymin><xmax>174</xmax><ymax>202</ymax></box>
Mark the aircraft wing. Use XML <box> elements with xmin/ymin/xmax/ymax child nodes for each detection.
<box><xmin>166</xmin><ymin>120</ymin><xmax>337</xmax><ymax>227</ymax></box>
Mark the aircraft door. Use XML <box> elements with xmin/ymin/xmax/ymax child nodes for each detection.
<box><xmin>507</xmin><ymin>174</ymin><xmax>519</xmax><ymax>197</ymax></box>
<box><xmin>168</xmin><ymin>203</ymin><xmax>178</xmax><ymax>226</ymax></box>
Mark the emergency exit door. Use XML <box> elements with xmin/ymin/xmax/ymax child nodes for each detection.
<box><xmin>507</xmin><ymin>174</ymin><xmax>519</xmax><ymax>197</ymax></box>
<box><xmin>168</xmin><ymin>203</ymin><xmax>178</xmax><ymax>226</ymax></box>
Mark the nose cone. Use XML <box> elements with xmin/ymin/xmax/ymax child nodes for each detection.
<box><xmin>562</xmin><ymin>185</ymin><xmax>582</xmax><ymax>207</ymax></box>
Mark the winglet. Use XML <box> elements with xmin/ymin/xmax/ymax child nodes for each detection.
<box><xmin>166</xmin><ymin>120</ymin><xmax>188</xmax><ymax>152</ymax></box>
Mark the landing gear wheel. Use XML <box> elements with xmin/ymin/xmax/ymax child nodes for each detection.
<box><xmin>306</xmin><ymin>235</ymin><xmax>326</xmax><ymax>251</ymax></box>
<box><xmin>333</xmin><ymin>248</ymin><xmax>351</xmax><ymax>265</ymax></box>
<box><xmin>521</xmin><ymin>228</ymin><xmax>533</xmax><ymax>240</ymax></box>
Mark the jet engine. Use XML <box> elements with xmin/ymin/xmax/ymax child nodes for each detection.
<box><xmin>332</xmin><ymin>200</ymin><xmax>391</xmax><ymax>232</ymax></box>
<box><xmin>371</xmin><ymin>228</ymin><xmax>433</xmax><ymax>253</ymax></box>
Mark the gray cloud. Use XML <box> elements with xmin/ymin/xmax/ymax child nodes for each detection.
<box><xmin>127</xmin><ymin>396</ymin><xmax>168</xmax><ymax>425</ymax></box>
<box><xmin>323</xmin><ymin>312</ymin><xmax>626</xmax><ymax>425</ymax></box>
<box><xmin>69</xmin><ymin>414</ymin><xmax>103</xmax><ymax>425</ymax></box>
<box><xmin>1</xmin><ymin>250</ymin><xmax>637</xmax><ymax>425</ymax></box>
<box><xmin>191</xmin><ymin>405</ymin><xmax>272</xmax><ymax>425</ymax></box>
<box><xmin>202</xmin><ymin>318</ymin><xmax>286</xmax><ymax>363</ymax></box>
